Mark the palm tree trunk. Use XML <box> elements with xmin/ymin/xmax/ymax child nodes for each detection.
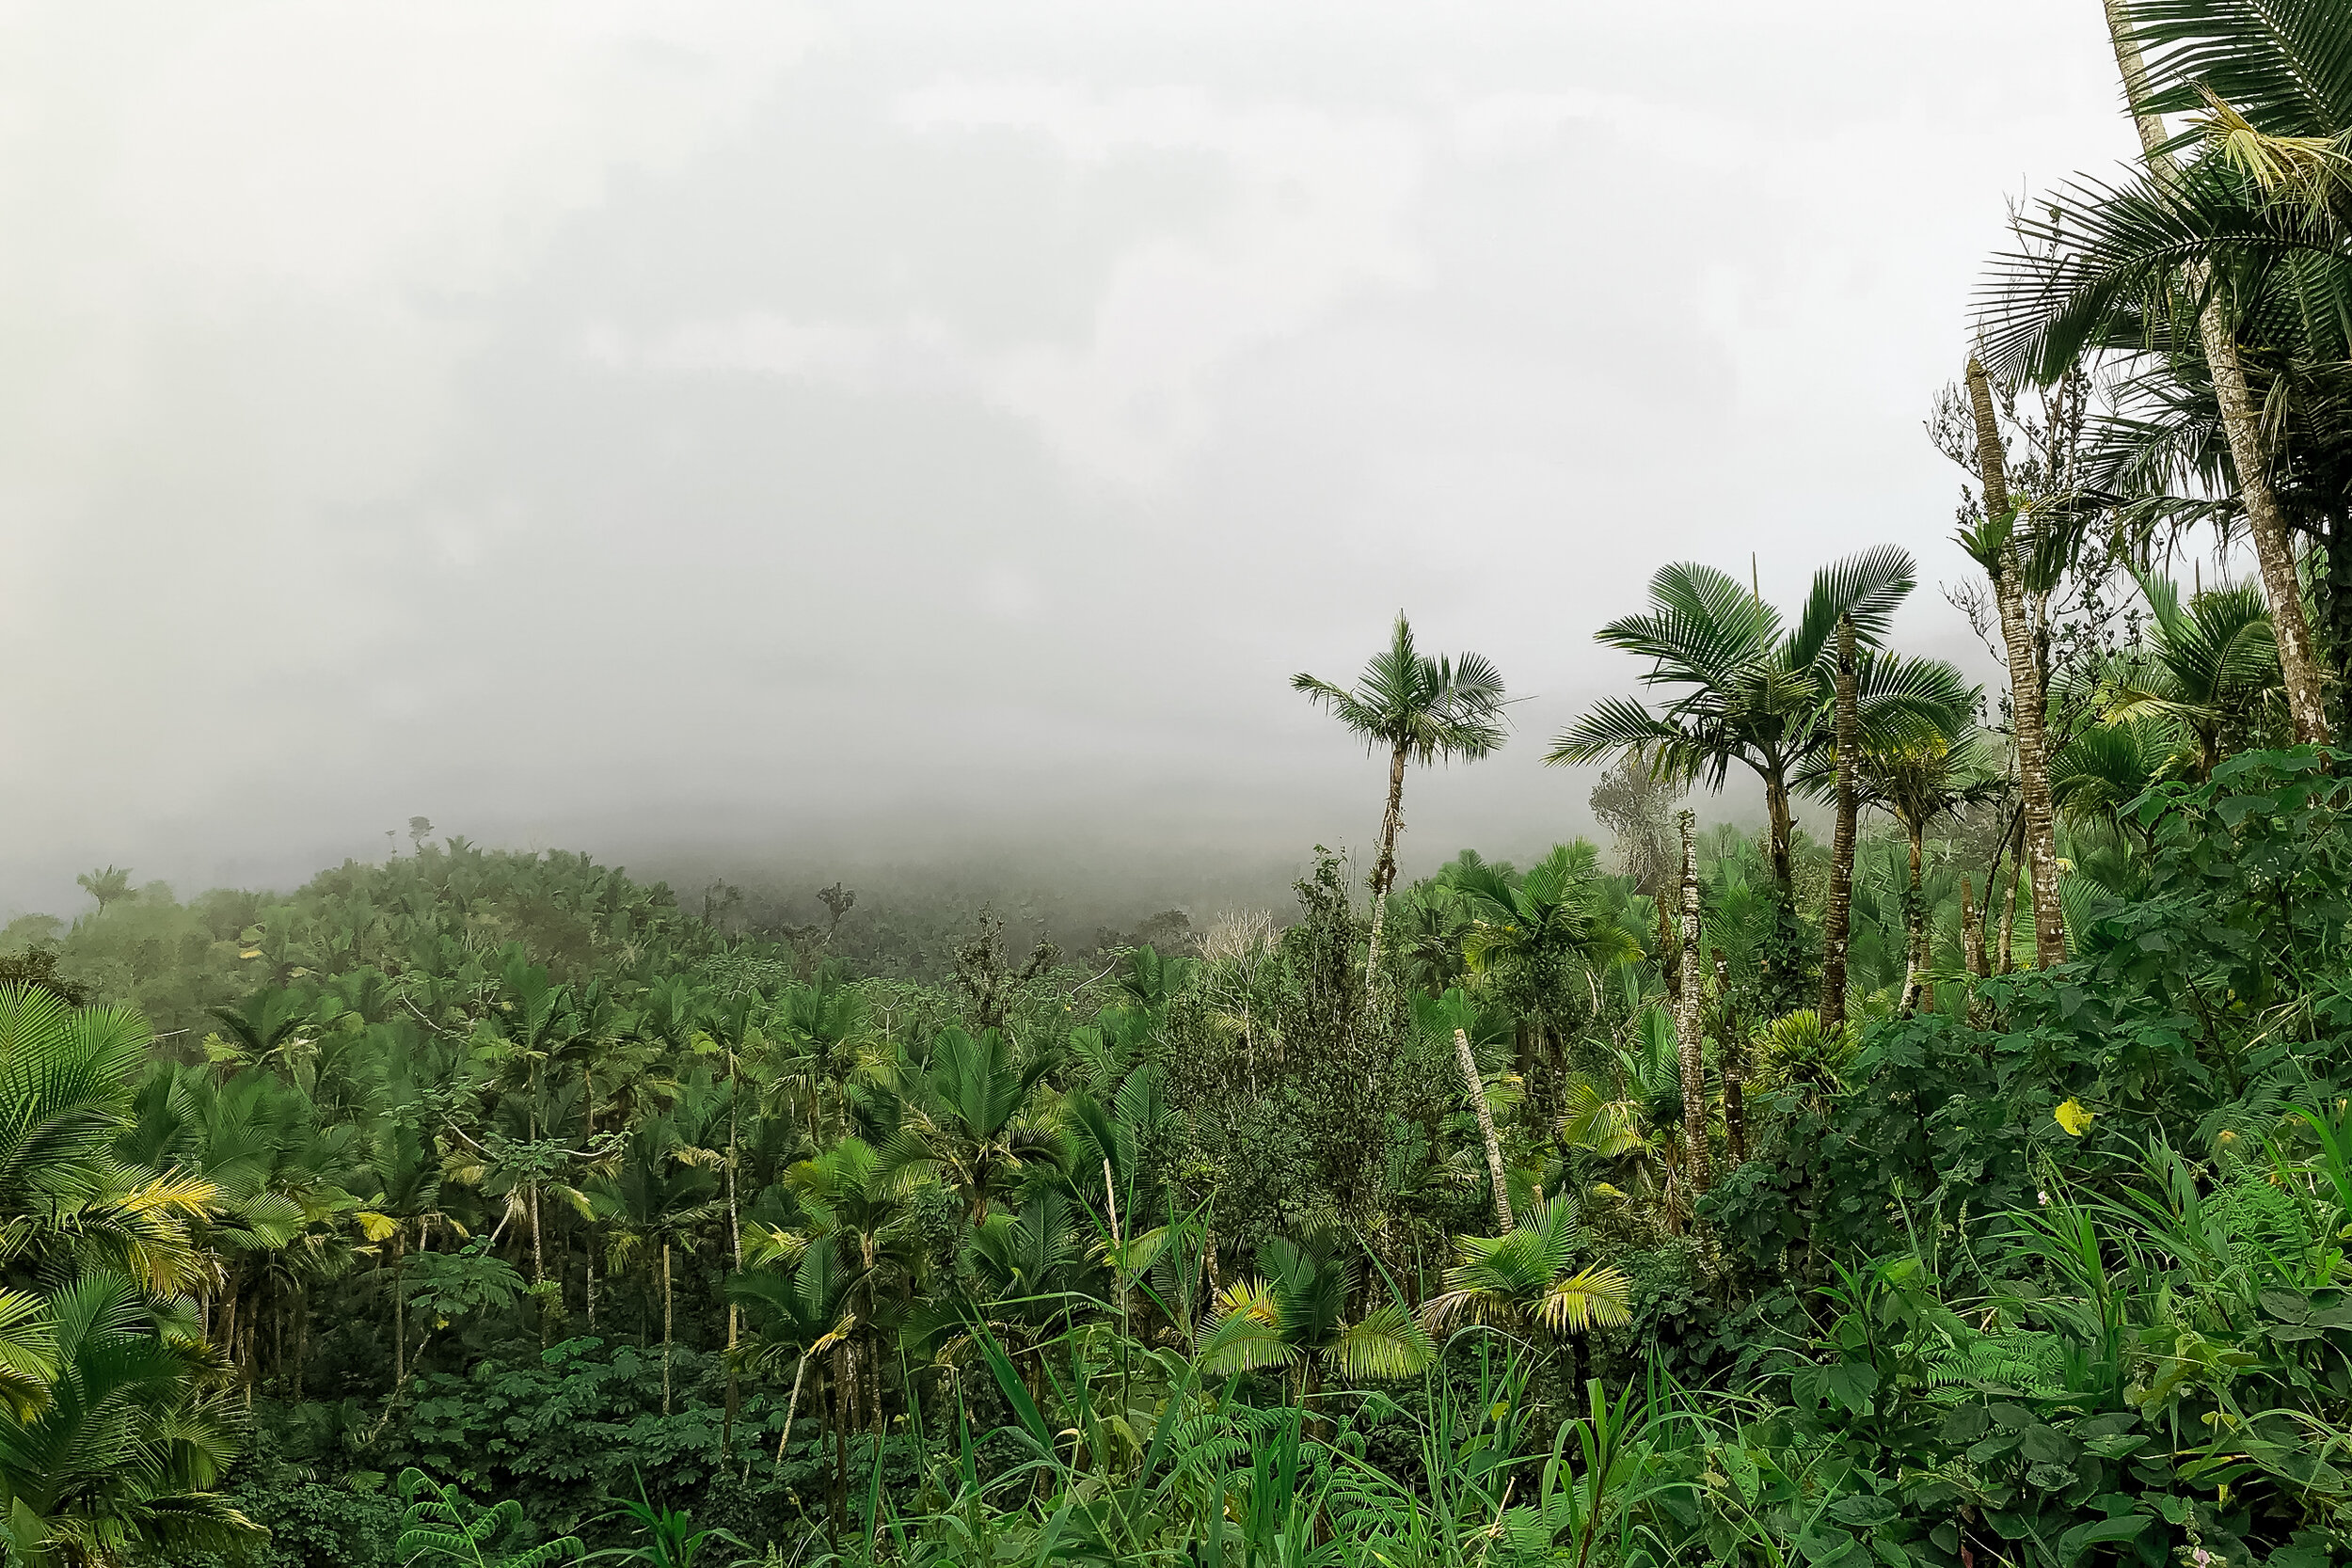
<box><xmin>1998</xmin><ymin>866</ymin><xmax>2019</xmax><ymax>976</ymax></box>
<box><xmin>1712</xmin><ymin>950</ymin><xmax>1747</xmax><ymax>1164</ymax></box>
<box><xmin>866</xmin><ymin>1326</ymin><xmax>883</xmax><ymax>1437</ymax></box>
<box><xmin>776</xmin><ymin>1354</ymin><xmax>811</xmax><ymax>1468</ymax></box>
<box><xmin>583</xmin><ymin>1066</ymin><xmax>597</xmax><ymax>1330</ymax></box>
<box><xmin>1454</xmin><ymin>1028</ymin><xmax>1513</xmax><ymax>1232</ymax></box>
<box><xmin>1363</xmin><ymin>741</ymin><xmax>1410</xmax><ymax>1003</ymax></box>
<box><xmin>831</xmin><ymin>1346</ymin><xmax>850</xmax><ymax>1542</ymax></box>
<box><xmin>1656</xmin><ymin>895</ymin><xmax>1678</xmax><ymax>1001</ymax></box>
<box><xmin>1673</xmin><ymin>811</ymin><xmax>1710</xmax><ymax>1196</ymax></box>
<box><xmin>1762</xmin><ymin>770</ymin><xmax>1796</xmax><ymax>894</ymax></box>
<box><xmin>2101</xmin><ymin>0</ymin><xmax>2333</xmax><ymax>746</ymax></box>
<box><xmin>724</xmin><ymin>1060</ymin><xmax>742</xmax><ymax>1469</ymax></box>
<box><xmin>1820</xmin><ymin>614</ymin><xmax>1861</xmax><ymax>1027</ymax></box>
<box><xmin>1966</xmin><ymin>357</ymin><xmax>2069</xmax><ymax>966</ymax></box>
<box><xmin>661</xmin><ymin>1241</ymin><xmax>674</xmax><ymax>1417</ymax></box>
<box><xmin>1899</xmin><ymin>824</ymin><xmax>1931</xmax><ymax>1016</ymax></box>
<box><xmin>1961</xmin><ymin>876</ymin><xmax>1990</xmax><ymax>1026</ymax></box>
<box><xmin>392</xmin><ymin>1228</ymin><xmax>405</xmax><ymax>1392</ymax></box>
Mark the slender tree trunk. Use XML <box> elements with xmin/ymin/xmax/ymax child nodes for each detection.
<box><xmin>723</xmin><ymin>1057</ymin><xmax>743</xmax><ymax>1469</ymax></box>
<box><xmin>583</xmin><ymin>1065</ymin><xmax>596</xmax><ymax>1331</ymax></box>
<box><xmin>1820</xmin><ymin>615</ymin><xmax>1861</xmax><ymax>1027</ymax></box>
<box><xmin>392</xmin><ymin>1228</ymin><xmax>405</xmax><ymax>1392</ymax></box>
<box><xmin>1966</xmin><ymin>357</ymin><xmax>2070</xmax><ymax>965</ymax></box>
<box><xmin>866</xmin><ymin>1326</ymin><xmax>882</xmax><ymax>1437</ymax></box>
<box><xmin>1762</xmin><ymin>771</ymin><xmax>1796</xmax><ymax>894</ymax></box>
<box><xmin>1961</xmin><ymin>877</ymin><xmax>1990</xmax><ymax>1026</ymax></box>
<box><xmin>1364</xmin><ymin>741</ymin><xmax>1410</xmax><ymax>1004</ymax></box>
<box><xmin>2101</xmin><ymin>0</ymin><xmax>2333</xmax><ymax>745</ymax></box>
<box><xmin>1454</xmin><ymin>1028</ymin><xmax>1514</xmax><ymax>1232</ymax></box>
<box><xmin>1673</xmin><ymin>812</ymin><xmax>1711</xmax><ymax>1196</ymax></box>
<box><xmin>831</xmin><ymin>1346</ymin><xmax>850</xmax><ymax>1542</ymax></box>
<box><xmin>661</xmin><ymin>1242</ymin><xmax>674</xmax><ymax>1416</ymax></box>
<box><xmin>1998</xmin><ymin>867</ymin><xmax>2020</xmax><ymax>976</ymax></box>
<box><xmin>1899</xmin><ymin>824</ymin><xmax>1931</xmax><ymax>1016</ymax></box>
<box><xmin>1713</xmin><ymin>950</ymin><xmax>1747</xmax><ymax>1164</ymax></box>
<box><xmin>777</xmin><ymin>1356</ymin><xmax>808</xmax><ymax>1467</ymax></box>
<box><xmin>1656</xmin><ymin>895</ymin><xmax>1679</xmax><ymax>1001</ymax></box>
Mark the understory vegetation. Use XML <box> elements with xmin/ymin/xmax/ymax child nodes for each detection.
<box><xmin>12</xmin><ymin>4</ymin><xmax>2352</xmax><ymax>1565</ymax></box>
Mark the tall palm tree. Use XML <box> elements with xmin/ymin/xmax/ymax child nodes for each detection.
<box><xmin>72</xmin><ymin>867</ymin><xmax>132</xmax><ymax>917</ymax></box>
<box><xmin>587</xmin><ymin>1110</ymin><xmax>723</xmax><ymax>1415</ymax></box>
<box><xmin>1293</xmin><ymin>613</ymin><xmax>1510</xmax><ymax>1001</ymax></box>
<box><xmin>1548</xmin><ymin>548</ymin><xmax>1933</xmax><ymax>896</ymax></box>
<box><xmin>1796</xmin><ymin>664</ymin><xmax>1990</xmax><ymax>1015</ymax></box>
<box><xmin>1978</xmin><ymin>0</ymin><xmax>2349</xmax><ymax>743</ymax></box>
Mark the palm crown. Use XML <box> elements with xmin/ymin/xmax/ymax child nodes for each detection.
<box><xmin>1291</xmin><ymin>613</ymin><xmax>1510</xmax><ymax>766</ymax></box>
<box><xmin>1549</xmin><ymin>549</ymin><xmax>1967</xmax><ymax>889</ymax></box>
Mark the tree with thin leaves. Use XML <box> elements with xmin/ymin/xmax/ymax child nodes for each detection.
<box><xmin>1293</xmin><ymin>613</ymin><xmax>1509</xmax><ymax>1004</ymax></box>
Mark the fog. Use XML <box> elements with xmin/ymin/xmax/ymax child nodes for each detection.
<box><xmin>0</xmin><ymin>2</ymin><xmax>2138</xmax><ymax>922</ymax></box>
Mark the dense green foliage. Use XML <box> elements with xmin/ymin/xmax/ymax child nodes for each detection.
<box><xmin>12</xmin><ymin>3</ymin><xmax>2352</xmax><ymax>1565</ymax></box>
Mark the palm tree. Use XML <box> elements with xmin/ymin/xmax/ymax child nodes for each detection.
<box><xmin>1449</xmin><ymin>843</ymin><xmax>1641</xmax><ymax>1089</ymax></box>
<box><xmin>203</xmin><ymin>989</ymin><xmax>317</xmax><ymax>1091</ymax></box>
<box><xmin>1419</xmin><ymin>1197</ymin><xmax>1629</xmax><ymax>1409</ymax></box>
<box><xmin>1557</xmin><ymin>1006</ymin><xmax>1692</xmax><ymax>1223</ymax></box>
<box><xmin>0</xmin><ymin>987</ymin><xmax>218</xmax><ymax>1304</ymax></box>
<box><xmin>730</xmin><ymin>1239</ymin><xmax>856</xmax><ymax>1499</ymax></box>
<box><xmin>587</xmin><ymin>1110</ymin><xmax>723</xmax><ymax>1415</ymax></box>
<box><xmin>779</xmin><ymin>1138</ymin><xmax>923</xmax><ymax>1454</ymax></box>
<box><xmin>1977</xmin><ymin>0</ymin><xmax>2347</xmax><ymax>744</ymax></box>
<box><xmin>1796</xmin><ymin>668</ymin><xmax>1991</xmax><ymax>1015</ymax></box>
<box><xmin>880</xmin><ymin>1027</ymin><xmax>1058</xmax><ymax>1224</ymax></box>
<box><xmin>0</xmin><ymin>1273</ymin><xmax>259</xmax><ymax>1568</ymax></box>
<box><xmin>72</xmin><ymin>867</ymin><xmax>132</xmax><ymax>917</ymax></box>
<box><xmin>1548</xmin><ymin>548</ymin><xmax>1932</xmax><ymax>897</ymax></box>
<box><xmin>1293</xmin><ymin>613</ymin><xmax>1510</xmax><ymax>1000</ymax></box>
<box><xmin>1195</xmin><ymin>1234</ymin><xmax>1433</xmax><ymax>1412</ymax></box>
<box><xmin>2101</xmin><ymin>570</ymin><xmax>2280</xmax><ymax>778</ymax></box>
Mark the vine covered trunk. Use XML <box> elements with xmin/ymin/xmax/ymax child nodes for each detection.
<box><xmin>1363</xmin><ymin>741</ymin><xmax>1410</xmax><ymax>1004</ymax></box>
<box><xmin>1454</xmin><ymin>1027</ymin><xmax>1513</xmax><ymax>1232</ymax></box>
<box><xmin>1673</xmin><ymin>811</ymin><xmax>1710</xmax><ymax>1196</ymax></box>
<box><xmin>1966</xmin><ymin>356</ymin><xmax>2068</xmax><ymax>966</ymax></box>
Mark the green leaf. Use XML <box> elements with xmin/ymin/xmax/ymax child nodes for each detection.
<box><xmin>2020</xmin><ymin>1424</ymin><xmax>2077</xmax><ymax>1464</ymax></box>
<box><xmin>2057</xmin><ymin>1515</ymin><xmax>2151</xmax><ymax>1565</ymax></box>
<box><xmin>1828</xmin><ymin>1495</ymin><xmax>1900</xmax><ymax>1528</ymax></box>
<box><xmin>2262</xmin><ymin>1289</ymin><xmax>2315</xmax><ymax>1323</ymax></box>
<box><xmin>1826</xmin><ymin>1359</ymin><xmax>1880</xmax><ymax>1414</ymax></box>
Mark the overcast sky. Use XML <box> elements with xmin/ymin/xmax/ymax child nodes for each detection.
<box><xmin>0</xmin><ymin>1</ymin><xmax>2143</xmax><ymax>918</ymax></box>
